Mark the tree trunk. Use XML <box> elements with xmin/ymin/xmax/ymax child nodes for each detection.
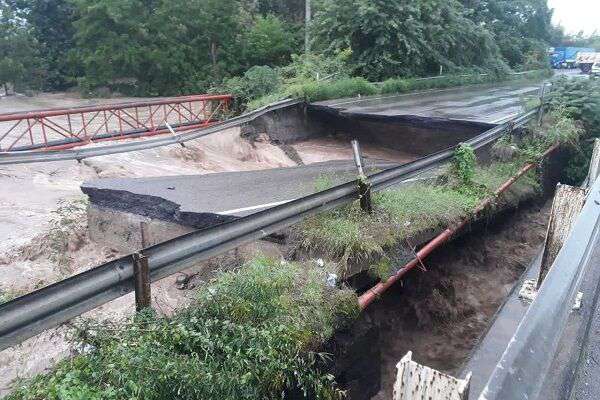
<box><xmin>210</xmin><ymin>41</ymin><xmax>218</xmax><ymax>75</ymax></box>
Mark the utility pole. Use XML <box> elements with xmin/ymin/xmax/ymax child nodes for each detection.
<box><xmin>305</xmin><ymin>0</ymin><xmax>311</xmax><ymax>54</ymax></box>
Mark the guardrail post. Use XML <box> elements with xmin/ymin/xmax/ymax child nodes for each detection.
<box><xmin>132</xmin><ymin>252</ymin><xmax>151</xmax><ymax>311</ymax></box>
<box><xmin>537</xmin><ymin>84</ymin><xmax>546</xmax><ymax>126</ymax></box>
<box><xmin>140</xmin><ymin>221</ymin><xmax>148</xmax><ymax>248</ymax></box>
<box><xmin>506</xmin><ymin>121</ymin><xmax>515</xmax><ymax>142</ymax></box>
<box><xmin>351</xmin><ymin>140</ymin><xmax>372</xmax><ymax>213</ymax></box>
<box><xmin>165</xmin><ymin>121</ymin><xmax>186</xmax><ymax>148</ymax></box>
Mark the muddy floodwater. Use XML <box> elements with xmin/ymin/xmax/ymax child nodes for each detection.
<box><xmin>0</xmin><ymin>92</ymin><xmax>420</xmax><ymax>395</ymax></box>
<box><xmin>341</xmin><ymin>200</ymin><xmax>551</xmax><ymax>399</ymax></box>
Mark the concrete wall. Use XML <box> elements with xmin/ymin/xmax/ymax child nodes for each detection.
<box><xmin>88</xmin><ymin>204</ymin><xmax>195</xmax><ymax>253</ymax></box>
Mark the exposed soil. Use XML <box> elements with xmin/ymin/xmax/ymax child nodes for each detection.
<box><xmin>335</xmin><ymin>199</ymin><xmax>551</xmax><ymax>400</ymax></box>
<box><xmin>292</xmin><ymin>136</ymin><xmax>417</xmax><ymax>165</ymax></box>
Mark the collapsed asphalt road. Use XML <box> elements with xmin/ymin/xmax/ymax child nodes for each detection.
<box><xmin>313</xmin><ymin>81</ymin><xmax>541</xmax><ymax>124</ymax></box>
<box><xmin>82</xmin><ymin>159</ymin><xmax>409</xmax><ymax>229</ymax></box>
<box><xmin>82</xmin><ymin>81</ymin><xmax>544</xmax><ymax>229</ymax></box>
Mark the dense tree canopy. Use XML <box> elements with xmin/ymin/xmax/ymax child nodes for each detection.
<box><xmin>0</xmin><ymin>1</ymin><xmax>44</xmax><ymax>92</ymax></box>
<box><xmin>460</xmin><ymin>0</ymin><xmax>559</xmax><ymax>67</ymax></box>
<box><xmin>313</xmin><ymin>0</ymin><xmax>506</xmax><ymax>80</ymax></box>
<box><xmin>0</xmin><ymin>0</ymin><xmax>562</xmax><ymax>95</ymax></box>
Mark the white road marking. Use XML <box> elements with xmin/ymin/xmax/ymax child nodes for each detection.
<box><xmin>219</xmin><ymin>199</ymin><xmax>294</xmax><ymax>215</ymax></box>
<box><xmin>490</xmin><ymin>113</ymin><xmax>520</xmax><ymax>124</ymax></box>
<box><xmin>217</xmin><ymin>176</ymin><xmax>429</xmax><ymax>215</ymax></box>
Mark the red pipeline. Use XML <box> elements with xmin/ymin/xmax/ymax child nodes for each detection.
<box><xmin>358</xmin><ymin>144</ymin><xmax>560</xmax><ymax>310</ymax></box>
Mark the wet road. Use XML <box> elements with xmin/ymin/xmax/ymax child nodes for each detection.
<box><xmin>313</xmin><ymin>81</ymin><xmax>543</xmax><ymax>124</ymax></box>
<box><xmin>82</xmin><ymin>159</ymin><xmax>439</xmax><ymax>228</ymax></box>
<box><xmin>82</xmin><ymin>80</ymin><xmax>549</xmax><ymax>224</ymax></box>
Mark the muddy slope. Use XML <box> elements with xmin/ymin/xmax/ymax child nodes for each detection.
<box><xmin>334</xmin><ymin>200</ymin><xmax>551</xmax><ymax>400</ymax></box>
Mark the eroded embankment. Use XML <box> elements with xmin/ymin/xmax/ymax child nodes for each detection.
<box><xmin>331</xmin><ymin>199</ymin><xmax>551</xmax><ymax>399</ymax></box>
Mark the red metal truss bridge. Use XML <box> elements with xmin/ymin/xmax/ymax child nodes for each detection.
<box><xmin>0</xmin><ymin>94</ymin><xmax>232</xmax><ymax>152</ymax></box>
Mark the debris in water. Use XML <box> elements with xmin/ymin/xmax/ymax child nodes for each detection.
<box><xmin>572</xmin><ymin>291</ymin><xmax>583</xmax><ymax>311</ymax></box>
<box><xmin>393</xmin><ymin>351</ymin><xmax>471</xmax><ymax>400</ymax></box>
<box><xmin>326</xmin><ymin>273</ymin><xmax>338</xmax><ymax>288</ymax></box>
<box><xmin>518</xmin><ymin>279</ymin><xmax>537</xmax><ymax>302</ymax></box>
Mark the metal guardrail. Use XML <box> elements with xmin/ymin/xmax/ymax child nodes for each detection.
<box><xmin>0</xmin><ymin>108</ymin><xmax>538</xmax><ymax>351</ymax></box>
<box><xmin>0</xmin><ymin>95</ymin><xmax>232</xmax><ymax>152</ymax></box>
<box><xmin>0</xmin><ymin>99</ymin><xmax>301</xmax><ymax>165</ymax></box>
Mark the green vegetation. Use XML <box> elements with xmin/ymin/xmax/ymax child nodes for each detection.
<box><xmin>451</xmin><ymin>144</ymin><xmax>477</xmax><ymax>185</ymax></box>
<box><xmin>294</xmin><ymin>133</ymin><xmax>565</xmax><ymax>270</ymax></box>
<box><xmin>2</xmin><ymin>0</ymin><xmax>558</xmax><ymax>98</ymax></box>
<box><xmin>47</xmin><ymin>199</ymin><xmax>88</xmax><ymax>270</ymax></box>
<box><xmin>313</xmin><ymin>0</ymin><xmax>555</xmax><ymax>79</ymax></box>
<box><xmin>297</xmin><ymin>179</ymin><xmax>479</xmax><ymax>269</ymax></box>
<box><xmin>0</xmin><ymin>289</ymin><xmax>18</xmax><ymax>305</ymax></box>
<box><xmin>246</xmin><ymin>68</ymin><xmax>551</xmax><ymax>112</ymax></box>
<box><xmin>0</xmin><ymin>2</ymin><xmax>45</xmax><ymax>93</ymax></box>
<box><xmin>7</xmin><ymin>258</ymin><xmax>359</xmax><ymax>400</ymax></box>
<box><xmin>543</xmin><ymin>77</ymin><xmax>600</xmax><ymax>184</ymax></box>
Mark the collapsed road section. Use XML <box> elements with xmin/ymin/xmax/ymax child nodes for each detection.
<box><xmin>0</xmin><ymin>82</ymin><xmax>552</xmax><ymax>396</ymax></box>
<box><xmin>0</xmin><ymin>108</ymin><xmax>540</xmax><ymax>351</ymax></box>
<box><xmin>75</xmin><ymin>84</ymin><xmax>537</xmax><ymax>251</ymax></box>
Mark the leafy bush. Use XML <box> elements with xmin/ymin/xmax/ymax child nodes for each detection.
<box><xmin>547</xmin><ymin>77</ymin><xmax>600</xmax><ymax>137</ymax></box>
<box><xmin>280</xmin><ymin>50</ymin><xmax>353</xmax><ymax>85</ymax></box>
<box><xmin>451</xmin><ymin>144</ymin><xmax>477</xmax><ymax>185</ymax></box>
<box><xmin>218</xmin><ymin>65</ymin><xmax>282</xmax><ymax>113</ymax></box>
<box><xmin>286</xmin><ymin>77</ymin><xmax>377</xmax><ymax>102</ymax></box>
<box><xmin>8</xmin><ymin>258</ymin><xmax>359</xmax><ymax>400</ymax></box>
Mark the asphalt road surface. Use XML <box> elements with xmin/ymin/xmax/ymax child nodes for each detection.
<box><xmin>83</xmin><ymin>80</ymin><xmax>546</xmax><ymax>223</ymax></box>
<box><xmin>83</xmin><ymin>159</ymin><xmax>440</xmax><ymax>227</ymax></box>
<box><xmin>313</xmin><ymin>80</ymin><xmax>542</xmax><ymax>124</ymax></box>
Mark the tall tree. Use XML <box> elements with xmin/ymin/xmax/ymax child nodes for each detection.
<box><xmin>313</xmin><ymin>0</ymin><xmax>504</xmax><ymax>80</ymax></box>
<box><xmin>460</xmin><ymin>0</ymin><xmax>558</xmax><ymax>67</ymax></box>
<box><xmin>70</xmin><ymin>0</ymin><xmax>244</xmax><ymax>95</ymax></box>
<box><xmin>242</xmin><ymin>15</ymin><xmax>298</xmax><ymax>67</ymax></box>
<box><xmin>0</xmin><ymin>1</ymin><xmax>44</xmax><ymax>93</ymax></box>
<box><xmin>11</xmin><ymin>0</ymin><xmax>79</xmax><ymax>89</ymax></box>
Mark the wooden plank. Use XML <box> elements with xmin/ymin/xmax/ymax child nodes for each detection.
<box><xmin>537</xmin><ymin>184</ymin><xmax>586</xmax><ymax>288</ymax></box>
<box><xmin>393</xmin><ymin>351</ymin><xmax>471</xmax><ymax>400</ymax></box>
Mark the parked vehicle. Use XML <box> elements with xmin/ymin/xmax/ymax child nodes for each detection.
<box><xmin>551</xmin><ymin>47</ymin><xmax>595</xmax><ymax>69</ymax></box>
<box><xmin>577</xmin><ymin>52</ymin><xmax>600</xmax><ymax>74</ymax></box>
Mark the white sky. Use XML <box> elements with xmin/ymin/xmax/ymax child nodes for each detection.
<box><xmin>548</xmin><ymin>0</ymin><xmax>600</xmax><ymax>35</ymax></box>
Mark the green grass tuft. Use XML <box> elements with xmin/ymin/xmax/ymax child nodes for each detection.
<box><xmin>286</xmin><ymin>77</ymin><xmax>378</xmax><ymax>103</ymax></box>
<box><xmin>7</xmin><ymin>258</ymin><xmax>358</xmax><ymax>400</ymax></box>
<box><xmin>247</xmin><ymin>69</ymin><xmax>551</xmax><ymax>112</ymax></box>
<box><xmin>296</xmin><ymin>183</ymin><xmax>478</xmax><ymax>267</ymax></box>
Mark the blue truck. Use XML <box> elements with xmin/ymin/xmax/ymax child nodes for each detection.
<box><xmin>551</xmin><ymin>47</ymin><xmax>595</xmax><ymax>69</ymax></box>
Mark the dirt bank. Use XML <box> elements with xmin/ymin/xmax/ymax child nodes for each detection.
<box><xmin>334</xmin><ymin>199</ymin><xmax>551</xmax><ymax>399</ymax></box>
